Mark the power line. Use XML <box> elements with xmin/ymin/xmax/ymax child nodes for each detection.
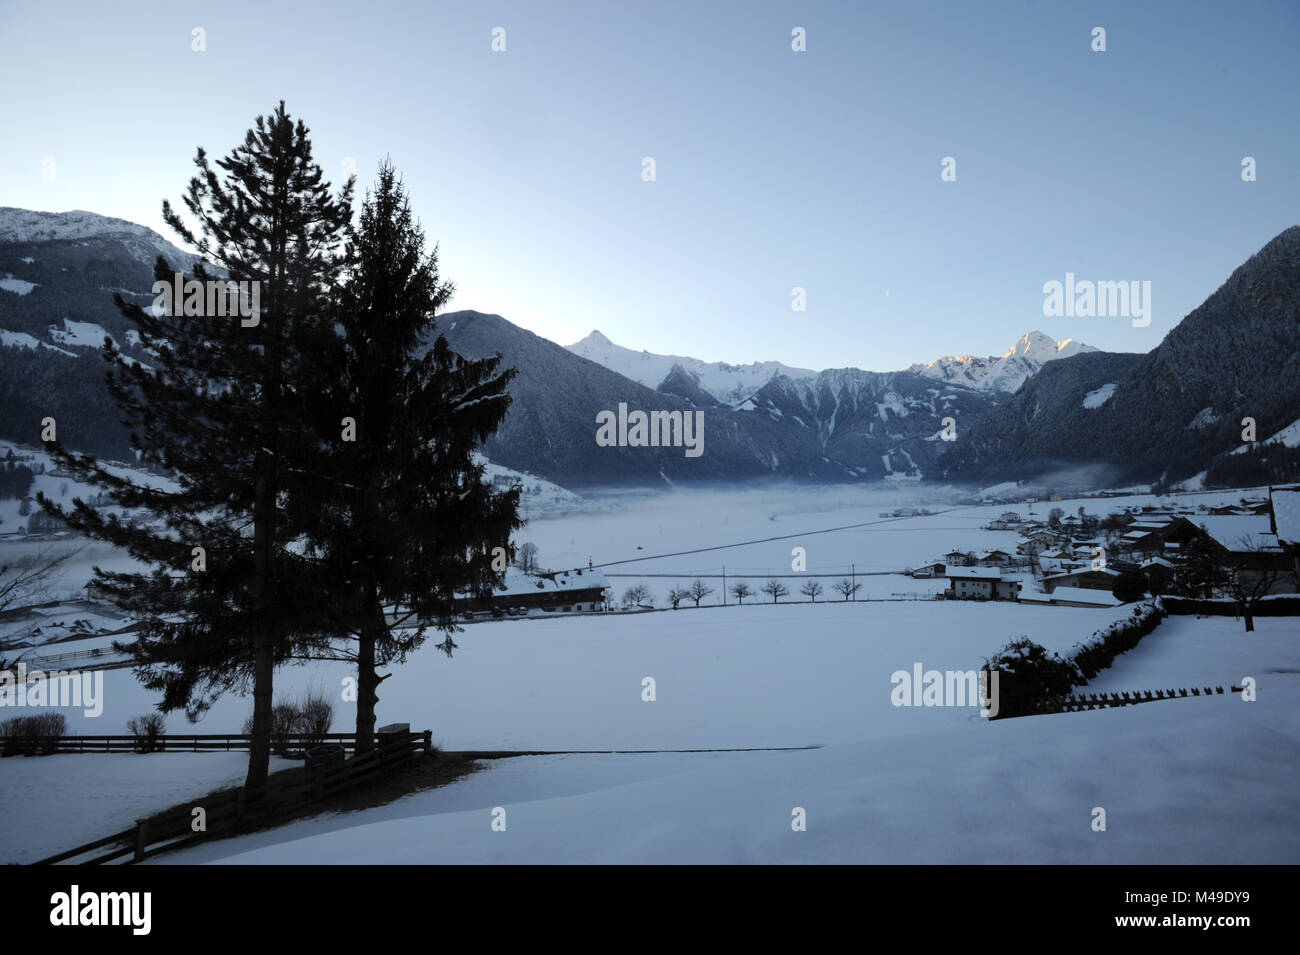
<box><xmin>601</xmin><ymin>570</ymin><xmax>899</xmax><ymax>579</ymax></box>
<box><xmin>566</xmin><ymin>508</ymin><xmax>963</xmax><ymax>573</ymax></box>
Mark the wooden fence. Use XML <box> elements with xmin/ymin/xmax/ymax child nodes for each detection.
<box><xmin>32</xmin><ymin>730</ymin><xmax>431</xmax><ymax>865</ymax></box>
<box><xmin>3</xmin><ymin>731</ymin><xmax>396</xmax><ymax>756</ymax></box>
<box><xmin>1022</xmin><ymin>685</ymin><xmax>1243</xmax><ymax>716</ymax></box>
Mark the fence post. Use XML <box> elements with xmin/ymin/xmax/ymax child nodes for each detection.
<box><xmin>133</xmin><ymin>819</ymin><xmax>148</xmax><ymax>862</ymax></box>
<box><xmin>423</xmin><ymin>730</ymin><xmax>432</xmax><ymax>753</ymax></box>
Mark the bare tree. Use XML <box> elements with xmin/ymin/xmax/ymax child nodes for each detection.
<box><xmin>516</xmin><ymin>541</ymin><xmax>540</xmax><ymax>575</ymax></box>
<box><xmin>761</xmin><ymin>579</ymin><xmax>789</xmax><ymax>603</ymax></box>
<box><xmin>799</xmin><ymin>580</ymin><xmax>823</xmax><ymax>602</ymax></box>
<box><xmin>1</xmin><ymin>546</ymin><xmax>79</xmax><ymax>615</ymax></box>
<box><xmin>1222</xmin><ymin>535</ymin><xmax>1283</xmax><ymax>632</ymax></box>
<box><xmin>729</xmin><ymin>581</ymin><xmax>752</xmax><ymax>605</ymax></box>
<box><xmin>687</xmin><ymin>579</ymin><xmax>714</xmax><ymax>607</ymax></box>
<box><xmin>1</xmin><ymin>546</ymin><xmax>80</xmax><ymax>667</ymax></box>
<box><xmin>667</xmin><ymin>587</ymin><xmax>687</xmax><ymax>609</ymax></box>
<box><xmin>621</xmin><ymin>584</ymin><xmax>652</xmax><ymax>610</ymax></box>
<box><xmin>833</xmin><ymin>579</ymin><xmax>861</xmax><ymax>601</ymax></box>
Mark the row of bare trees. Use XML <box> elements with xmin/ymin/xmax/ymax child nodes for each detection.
<box><xmin>620</xmin><ymin>577</ymin><xmax>868</xmax><ymax>609</ymax></box>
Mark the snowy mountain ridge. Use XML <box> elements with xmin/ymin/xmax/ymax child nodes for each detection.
<box><xmin>909</xmin><ymin>331</ymin><xmax>1098</xmax><ymax>393</ymax></box>
<box><xmin>569</xmin><ymin>328</ymin><xmax>1096</xmax><ymax>407</ymax></box>
<box><xmin>0</xmin><ymin>207</ymin><xmax>205</xmax><ymax>273</ymax></box>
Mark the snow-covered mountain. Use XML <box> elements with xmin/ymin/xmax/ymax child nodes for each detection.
<box><xmin>567</xmin><ymin>330</ymin><xmax>817</xmax><ymax>407</ymax></box>
<box><xmin>909</xmin><ymin>331</ymin><xmax>1098</xmax><ymax>393</ymax></box>
<box><xmin>569</xmin><ymin>328</ymin><xmax>1096</xmax><ymax>407</ymax></box>
<box><xmin>939</xmin><ymin>226</ymin><xmax>1300</xmax><ymax>484</ymax></box>
<box><xmin>0</xmin><ymin>207</ymin><xmax>204</xmax><ymax>273</ymax></box>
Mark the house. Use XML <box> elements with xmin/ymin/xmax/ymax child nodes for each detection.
<box><xmin>1038</xmin><ymin>549</ymin><xmax>1085</xmax><ymax>575</ymax></box>
<box><xmin>1117</xmin><ymin>517</ymin><xmax>1200</xmax><ymax>559</ymax></box>
<box><xmin>1198</xmin><ymin>519</ymin><xmax>1297</xmax><ymax>595</ymax></box>
<box><xmin>1041</xmin><ymin>567</ymin><xmax>1120</xmax><ymax>593</ymax></box>
<box><xmin>975</xmin><ymin>550</ymin><xmax>1012</xmax><ymax>567</ymax></box>
<box><xmin>1022</xmin><ymin>528</ymin><xmax>1058</xmax><ymax>545</ymax></box>
<box><xmin>1045</xmin><ymin>586</ymin><xmax>1121</xmax><ymax>608</ymax></box>
<box><xmin>912</xmin><ymin>560</ymin><xmax>947</xmax><ymax>577</ymax></box>
<box><xmin>945</xmin><ymin>567</ymin><xmax>1022</xmax><ymax>601</ymax></box>
<box><xmin>944</xmin><ymin>550</ymin><xmax>971</xmax><ymax>567</ymax></box>
<box><xmin>1000</xmin><ymin>511</ymin><xmax>1022</xmax><ymax>524</ymax></box>
<box><xmin>1269</xmin><ymin>485</ymin><xmax>1300</xmax><ymax>585</ymax></box>
<box><xmin>461</xmin><ymin>569</ymin><xmax>610</xmax><ymax>615</ymax></box>
<box><xmin>1140</xmin><ymin>556</ymin><xmax>1175</xmax><ymax>571</ymax></box>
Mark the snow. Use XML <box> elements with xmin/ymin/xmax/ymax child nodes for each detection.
<box><xmin>0</xmin><ymin>753</ymin><xmax>296</xmax><ymax>863</ymax></box>
<box><xmin>0</xmin><ymin>207</ymin><xmax>206</xmax><ymax>273</ymax></box>
<box><xmin>1233</xmin><ymin>416</ymin><xmax>1300</xmax><ymax>454</ymax></box>
<box><xmin>913</xmin><ymin>331</ymin><xmax>1098</xmax><ymax>393</ymax></box>
<box><xmin>152</xmin><ymin>614</ymin><xmax>1300</xmax><ymax>864</ymax></box>
<box><xmin>3</xmin><ymin>481</ymin><xmax>1297</xmax><ymax>863</ymax></box>
<box><xmin>1044</xmin><ymin>585</ymin><xmax>1120</xmax><ymax>607</ymax></box>
<box><xmin>0</xmin><ymin>328</ymin><xmax>77</xmax><ymax>356</ymax></box>
<box><xmin>1272</xmin><ymin>488</ymin><xmax>1300</xmax><ymax>546</ymax></box>
<box><xmin>1195</xmin><ymin>513</ymin><xmax>1275</xmax><ymax>551</ymax></box>
<box><xmin>566</xmin><ymin>330</ymin><xmax>816</xmax><ymax>408</ymax></box>
<box><xmin>0</xmin><ymin>275</ymin><xmax>38</xmax><ymax>295</ymax></box>
<box><xmin>48</xmin><ymin>318</ymin><xmax>110</xmax><ymax>348</ymax></box>
<box><xmin>490</xmin><ymin>568</ymin><xmax>608</xmax><ymax>598</ymax></box>
<box><xmin>947</xmin><ymin>566</ymin><xmax>1002</xmax><ymax>579</ymax></box>
<box><xmin>1082</xmin><ymin>383</ymin><xmax>1117</xmax><ymax>409</ymax></box>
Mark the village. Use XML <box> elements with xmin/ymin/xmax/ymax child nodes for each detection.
<box><xmin>917</xmin><ymin>489</ymin><xmax>1300</xmax><ymax>609</ymax></box>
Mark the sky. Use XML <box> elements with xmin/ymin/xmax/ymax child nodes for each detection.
<box><xmin>1</xmin><ymin>0</ymin><xmax>1297</xmax><ymax>372</ymax></box>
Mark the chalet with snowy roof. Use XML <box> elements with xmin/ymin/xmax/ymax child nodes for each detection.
<box><xmin>1197</xmin><ymin>518</ymin><xmax>1297</xmax><ymax>594</ymax></box>
<box><xmin>1269</xmin><ymin>485</ymin><xmax>1300</xmax><ymax>583</ymax></box>
<box><xmin>1042</xmin><ymin>586</ymin><xmax>1121</xmax><ymax>608</ymax></box>
<box><xmin>461</xmin><ymin>569</ymin><xmax>610</xmax><ymax>615</ymax></box>
<box><xmin>1021</xmin><ymin>527</ymin><xmax>1059</xmax><ymax>545</ymax></box>
<box><xmin>945</xmin><ymin>567</ymin><xmax>1022</xmax><ymax>601</ymax></box>
<box><xmin>975</xmin><ymin>550</ymin><xmax>1012</xmax><ymax>567</ymax></box>
<box><xmin>1041</xmin><ymin>567</ymin><xmax>1120</xmax><ymax>593</ymax></box>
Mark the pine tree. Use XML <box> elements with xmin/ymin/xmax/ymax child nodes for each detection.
<box><xmin>298</xmin><ymin>162</ymin><xmax>521</xmax><ymax>753</ymax></box>
<box><xmin>38</xmin><ymin>103</ymin><xmax>353</xmax><ymax>793</ymax></box>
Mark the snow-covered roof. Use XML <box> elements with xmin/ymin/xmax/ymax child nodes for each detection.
<box><xmin>1271</xmin><ymin>487</ymin><xmax>1300</xmax><ymax>545</ymax></box>
<box><xmin>1043</xmin><ymin>567</ymin><xmax>1118</xmax><ymax>583</ymax></box>
<box><xmin>1141</xmin><ymin>557</ymin><xmax>1175</xmax><ymax>568</ymax></box>
<box><xmin>1047</xmin><ymin>586</ymin><xmax>1120</xmax><ymax>606</ymax></box>
<box><xmin>1197</xmin><ymin>517</ymin><xmax>1282</xmax><ymax>552</ymax></box>
<box><xmin>1017</xmin><ymin>590</ymin><xmax>1053</xmax><ymax>603</ymax></box>
<box><xmin>492</xmin><ymin>569</ymin><xmax>609</xmax><ymax>597</ymax></box>
<box><xmin>947</xmin><ymin>567</ymin><xmax>1003</xmax><ymax>580</ymax></box>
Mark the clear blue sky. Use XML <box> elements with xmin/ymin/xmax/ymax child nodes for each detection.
<box><xmin>2</xmin><ymin>0</ymin><xmax>1297</xmax><ymax>371</ymax></box>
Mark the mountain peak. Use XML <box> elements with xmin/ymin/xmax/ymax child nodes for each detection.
<box><xmin>572</xmin><ymin>329</ymin><xmax>612</xmax><ymax>347</ymax></box>
<box><xmin>1002</xmin><ymin>330</ymin><xmax>1097</xmax><ymax>363</ymax></box>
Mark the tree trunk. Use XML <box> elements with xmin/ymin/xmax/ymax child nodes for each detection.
<box><xmin>1244</xmin><ymin>610</ymin><xmax>1255</xmax><ymax>632</ymax></box>
<box><xmin>353</xmin><ymin>590</ymin><xmax>384</xmax><ymax>755</ymax></box>
<box><xmin>245</xmin><ymin>466</ymin><xmax>274</xmax><ymax>794</ymax></box>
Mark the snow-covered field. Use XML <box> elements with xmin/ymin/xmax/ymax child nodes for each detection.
<box><xmin>1</xmin><ymin>481</ymin><xmax>1295</xmax><ymax>863</ymax></box>
<box><xmin>0</xmin><ymin>753</ymin><xmax>294</xmax><ymax>864</ymax></box>
<box><xmin>151</xmin><ymin>614</ymin><xmax>1298</xmax><ymax>865</ymax></box>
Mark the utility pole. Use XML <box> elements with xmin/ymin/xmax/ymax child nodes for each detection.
<box><xmin>722</xmin><ymin>565</ymin><xmax>727</xmax><ymax>606</ymax></box>
<box><xmin>852</xmin><ymin>563</ymin><xmax>856</xmax><ymax>601</ymax></box>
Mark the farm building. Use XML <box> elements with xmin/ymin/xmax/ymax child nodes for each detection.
<box><xmin>1041</xmin><ymin>567</ymin><xmax>1120</xmax><ymax>593</ymax></box>
<box><xmin>945</xmin><ymin>568</ymin><xmax>1022</xmax><ymax>601</ymax></box>
<box><xmin>461</xmin><ymin>569</ymin><xmax>610</xmax><ymax>615</ymax></box>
